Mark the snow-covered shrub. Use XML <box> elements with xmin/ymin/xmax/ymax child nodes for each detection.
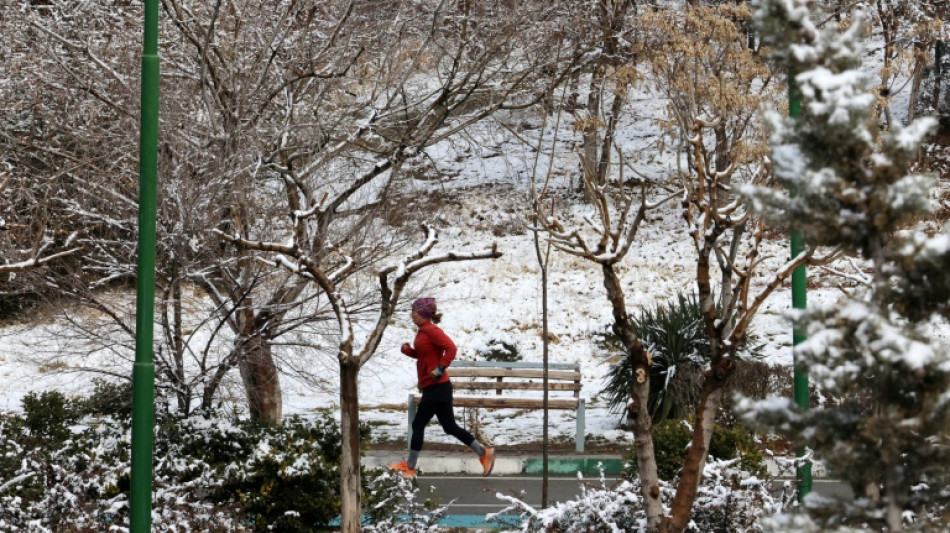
<box><xmin>0</xmin><ymin>400</ymin><xmax>350</xmax><ymax>532</ymax></box>
<box><xmin>623</xmin><ymin>419</ymin><xmax>765</xmax><ymax>481</ymax></box>
<box><xmin>477</xmin><ymin>338</ymin><xmax>521</xmax><ymax>362</ymax></box>
<box><xmin>0</xmin><ymin>410</ymin><xmax>233</xmax><ymax>532</ymax></box>
<box><xmin>159</xmin><ymin>412</ymin><xmax>351</xmax><ymax>532</ymax></box>
<box><xmin>363</xmin><ymin>470</ymin><xmax>454</xmax><ymax>532</ymax></box>
<box><xmin>496</xmin><ymin>460</ymin><xmax>777</xmax><ymax>532</ymax></box>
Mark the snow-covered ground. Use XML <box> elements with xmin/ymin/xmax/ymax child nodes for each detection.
<box><xmin>0</xmin><ymin>178</ymin><xmax>851</xmax><ymax>450</ymax></box>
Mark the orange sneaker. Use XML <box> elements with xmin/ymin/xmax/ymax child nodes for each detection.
<box><xmin>479</xmin><ymin>447</ymin><xmax>495</xmax><ymax>477</ymax></box>
<box><xmin>386</xmin><ymin>461</ymin><xmax>417</xmax><ymax>480</ymax></box>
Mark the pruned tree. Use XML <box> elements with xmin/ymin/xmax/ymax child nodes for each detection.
<box><xmin>537</xmin><ymin>151</ymin><xmax>676</xmax><ymax>527</ymax></box>
<box><xmin>533</xmin><ymin>3</ymin><xmax>841</xmax><ymax>531</ymax></box>
<box><xmin>636</xmin><ymin>5</ymin><xmax>841</xmax><ymax>530</ymax></box>
<box><xmin>219</xmin><ymin>222</ymin><xmax>500</xmax><ymax>532</ymax></box>
<box><xmin>742</xmin><ymin>1</ymin><xmax>950</xmax><ymax>530</ymax></box>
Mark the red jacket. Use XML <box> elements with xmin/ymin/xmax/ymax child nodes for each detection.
<box><xmin>402</xmin><ymin>321</ymin><xmax>457</xmax><ymax>389</ymax></box>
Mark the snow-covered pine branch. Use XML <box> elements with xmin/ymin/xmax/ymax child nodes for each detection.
<box><xmin>741</xmin><ymin>1</ymin><xmax>950</xmax><ymax>530</ymax></box>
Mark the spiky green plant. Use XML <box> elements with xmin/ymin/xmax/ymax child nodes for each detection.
<box><xmin>601</xmin><ymin>292</ymin><xmax>710</xmax><ymax>423</ymax></box>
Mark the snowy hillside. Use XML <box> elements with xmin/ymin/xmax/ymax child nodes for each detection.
<box><xmin>0</xmin><ymin>176</ymin><xmax>851</xmax><ymax>449</ymax></box>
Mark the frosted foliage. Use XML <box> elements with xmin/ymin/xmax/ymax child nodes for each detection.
<box><xmin>491</xmin><ymin>462</ymin><xmax>777</xmax><ymax>533</ymax></box>
<box><xmin>0</xmin><ymin>416</ymin><xmax>239</xmax><ymax>531</ymax></box>
<box><xmin>741</xmin><ymin>0</ymin><xmax>950</xmax><ymax>530</ymax></box>
<box><xmin>798</xmin><ymin>68</ymin><xmax>874</xmax><ymax>128</ymax></box>
<box><xmin>741</xmin><ymin>296</ymin><xmax>950</xmax><ymax>529</ymax></box>
<box><xmin>363</xmin><ymin>472</ymin><xmax>453</xmax><ymax>533</ymax></box>
<box><xmin>891</xmin><ymin>225</ymin><xmax>950</xmax><ymax>320</ymax></box>
<box><xmin>761</xmin><ymin>512</ymin><xmax>867</xmax><ymax>532</ymax></box>
<box><xmin>0</xmin><ymin>412</ymin><xmax>346</xmax><ymax>531</ymax></box>
<box><xmin>796</xmin><ymin>300</ymin><xmax>944</xmax><ymax>385</ymax></box>
<box><xmin>743</xmin><ymin>3</ymin><xmax>935</xmax><ymax>257</ymax></box>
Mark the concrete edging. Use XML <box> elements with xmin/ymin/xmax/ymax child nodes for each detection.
<box><xmin>363</xmin><ymin>450</ymin><xmax>826</xmax><ymax>478</ymax></box>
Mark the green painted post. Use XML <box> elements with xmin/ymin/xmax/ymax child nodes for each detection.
<box><xmin>788</xmin><ymin>68</ymin><xmax>812</xmax><ymax>501</ymax></box>
<box><xmin>130</xmin><ymin>0</ymin><xmax>160</xmax><ymax>530</ymax></box>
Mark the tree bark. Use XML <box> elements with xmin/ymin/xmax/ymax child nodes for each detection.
<box><xmin>581</xmin><ymin>65</ymin><xmax>604</xmax><ymax>200</ymax></box>
<box><xmin>632</xmin><ymin>371</ymin><xmax>663</xmax><ymax>529</ymax></box>
<box><xmin>237</xmin><ymin>308</ymin><xmax>283</xmax><ymax>422</ymax></box>
<box><xmin>936</xmin><ymin>41</ymin><xmax>946</xmax><ymax>127</ymax></box>
<box><xmin>339</xmin><ymin>357</ymin><xmax>362</xmax><ymax>533</ymax></box>
<box><xmin>171</xmin><ymin>276</ymin><xmax>190</xmax><ymax>414</ymax></box>
<box><xmin>907</xmin><ymin>41</ymin><xmax>927</xmax><ymax>123</ymax></box>
<box><xmin>601</xmin><ymin>262</ymin><xmax>663</xmax><ymax>526</ymax></box>
<box><xmin>664</xmin><ymin>362</ymin><xmax>732</xmax><ymax>533</ymax></box>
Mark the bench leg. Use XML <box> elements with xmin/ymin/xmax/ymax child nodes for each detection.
<box><xmin>576</xmin><ymin>399</ymin><xmax>586</xmax><ymax>453</ymax></box>
<box><xmin>407</xmin><ymin>394</ymin><xmax>417</xmax><ymax>451</ymax></box>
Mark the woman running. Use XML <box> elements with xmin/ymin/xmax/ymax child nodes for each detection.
<box><xmin>387</xmin><ymin>297</ymin><xmax>495</xmax><ymax>479</ymax></box>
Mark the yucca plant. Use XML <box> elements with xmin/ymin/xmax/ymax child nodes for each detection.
<box><xmin>601</xmin><ymin>292</ymin><xmax>710</xmax><ymax>424</ymax></box>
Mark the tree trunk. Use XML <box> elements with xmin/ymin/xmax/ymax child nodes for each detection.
<box><xmin>664</xmin><ymin>366</ymin><xmax>731</xmax><ymax>533</ymax></box>
<box><xmin>936</xmin><ymin>41</ymin><xmax>946</xmax><ymax>127</ymax></box>
<box><xmin>541</xmin><ymin>257</ymin><xmax>550</xmax><ymax>509</ymax></box>
<box><xmin>600</xmin><ymin>263</ymin><xmax>663</xmax><ymax>526</ymax></box>
<box><xmin>237</xmin><ymin>312</ymin><xmax>283</xmax><ymax>422</ymax></box>
<box><xmin>171</xmin><ymin>276</ymin><xmax>190</xmax><ymax>414</ymax></box>
<box><xmin>907</xmin><ymin>41</ymin><xmax>927</xmax><ymax>123</ymax></box>
<box><xmin>339</xmin><ymin>357</ymin><xmax>363</xmax><ymax>533</ymax></box>
<box><xmin>632</xmin><ymin>373</ymin><xmax>663</xmax><ymax>529</ymax></box>
<box><xmin>581</xmin><ymin>66</ymin><xmax>604</xmax><ymax>200</ymax></box>
<box><xmin>597</xmin><ymin>89</ymin><xmax>626</xmax><ymax>185</ymax></box>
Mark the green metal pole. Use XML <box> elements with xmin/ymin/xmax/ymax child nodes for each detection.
<box><xmin>131</xmin><ymin>0</ymin><xmax>159</xmax><ymax>530</ymax></box>
<box><xmin>788</xmin><ymin>68</ymin><xmax>812</xmax><ymax>501</ymax></box>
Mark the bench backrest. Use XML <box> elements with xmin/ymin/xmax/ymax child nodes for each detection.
<box><xmin>449</xmin><ymin>361</ymin><xmax>581</xmax><ymax>397</ymax></box>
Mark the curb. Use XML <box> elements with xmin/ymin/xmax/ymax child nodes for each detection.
<box><xmin>363</xmin><ymin>450</ymin><xmax>623</xmax><ymax>476</ymax></box>
<box><xmin>364</xmin><ymin>450</ymin><xmax>827</xmax><ymax>478</ymax></box>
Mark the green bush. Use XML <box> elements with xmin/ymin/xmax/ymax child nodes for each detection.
<box><xmin>478</xmin><ymin>338</ymin><xmax>521</xmax><ymax>362</ymax></box>
<box><xmin>78</xmin><ymin>379</ymin><xmax>134</xmax><ymax>418</ymax></box>
<box><xmin>623</xmin><ymin>419</ymin><xmax>765</xmax><ymax>481</ymax></box>
<box><xmin>21</xmin><ymin>390</ymin><xmax>79</xmax><ymax>443</ymax></box>
<box><xmin>217</xmin><ymin>416</ymin><xmax>348</xmax><ymax>531</ymax></box>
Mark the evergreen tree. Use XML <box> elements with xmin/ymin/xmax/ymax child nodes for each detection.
<box><xmin>742</xmin><ymin>1</ymin><xmax>950</xmax><ymax>530</ymax></box>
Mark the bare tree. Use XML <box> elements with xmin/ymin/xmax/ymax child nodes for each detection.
<box><xmin>573</xmin><ymin>0</ymin><xmax>638</xmax><ymax>200</ymax></box>
<box><xmin>210</xmin><ymin>1</ymin><xmax>580</xmax><ymax>529</ymax></box>
<box><xmin>2</xmin><ymin>0</ymin><xmax>382</xmax><ymax>420</ymax></box>
<box><xmin>537</xmin><ymin>159</ymin><xmax>675</xmax><ymax>526</ymax></box>
<box><xmin>0</xmin><ymin>170</ymin><xmax>82</xmax><ymax>276</ymax></box>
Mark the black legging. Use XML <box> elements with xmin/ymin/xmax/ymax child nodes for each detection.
<box><xmin>410</xmin><ymin>381</ymin><xmax>476</xmax><ymax>452</ymax></box>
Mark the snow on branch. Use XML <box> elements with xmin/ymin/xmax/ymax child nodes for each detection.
<box><xmin>292</xmin><ymin>192</ymin><xmax>329</xmax><ymax>221</ymax></box>
<box><xmin>0</xmin><ymin>230</ymin><xmax>83</xmax><ymax>274</ymax></box>
<box><xmin>378</xmin><ymin>226</ymin><xmax>501</xmax><ymax>282</ymax></box>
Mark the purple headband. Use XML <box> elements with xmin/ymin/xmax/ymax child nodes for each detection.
<box><xmin>412</xmin><ymin>298</ymin><xmax>437</xmax><ymax>320</ymax></box>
